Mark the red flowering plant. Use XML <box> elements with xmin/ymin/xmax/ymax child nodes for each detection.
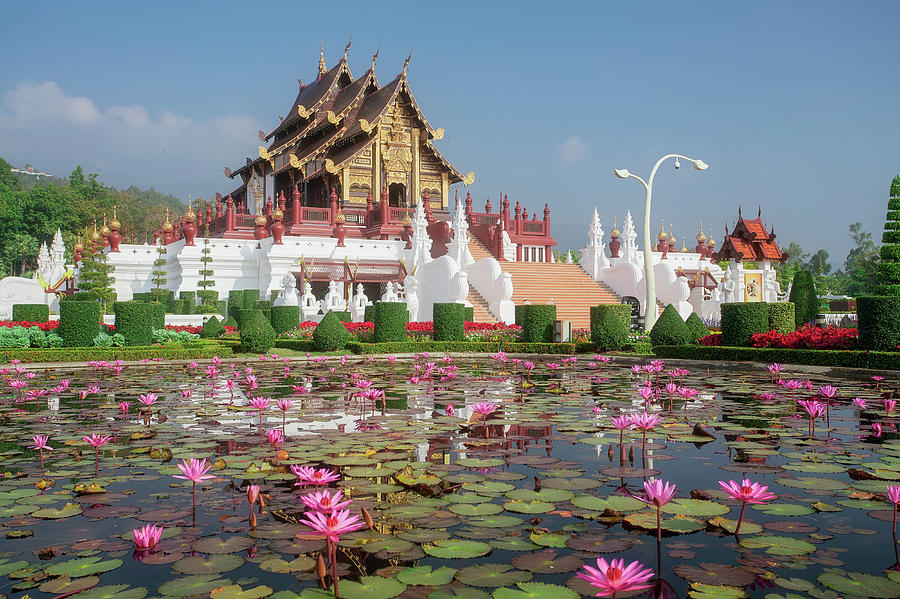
<box><xmin>0</xmin><ymin>321</ymin><xmax>60</xmax><ymax>331</ymax></box>
<box><xmin>750</xmin><ymin>326</ymin><xmax>858</xmax><ymax>350</ymax></box>
<box><xmin>699</xmin><ymin>333</ymin><xmax>724</xmax><ymax>346</ymax></box>
<box><xmin>464</xmin><ymin>322</ymin><xmax>522</xmax><ymax>342</ymax></box>
<box><xmin>405</xmin><ymin>321</ymin><xmax>434</xmax><ymax>341</ymax></box>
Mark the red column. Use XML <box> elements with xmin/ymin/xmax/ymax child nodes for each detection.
<box><xmin>380</xmin><ymin>183</ymin><xmax>389</xmax><ymax>224</ymax></box>
<box><xmin>292</xmin><ymin>184</ymin><xmax>302</xmax><ymax>225</ymax></box>
<box><xmin>329</xmin><ymin>187</ymin><xmax>338</xmax><ymax>226</ymax></box>
<box><xmin>225</xmin><ymin>195</ymin><xmax>235</xmax><ymax>232</ymax></box>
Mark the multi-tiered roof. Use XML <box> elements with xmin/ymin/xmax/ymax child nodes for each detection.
<box><xmin>714</xmin><ymin>207</ymin><xmax>787</xmax><ymax>263</ymax></box>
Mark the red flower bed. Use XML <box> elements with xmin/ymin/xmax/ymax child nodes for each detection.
<box><xmin>699</xmin><ymin>333</ymin><xmax>723</xmax><ymax>346</ymax></box>
<box><xmin>0</xmin><ymin>321</ymin><xmax>59</xmax><ymax>331</ymax></box>
<box><xmin>750</xmin><ymin>326</ymin><xmax>858</xmax><ymax>350</ymax></box>
<box><xmin>278</xmin><ymin>320</ymin><xmax>522</xmax><ymax>342</ymax></box>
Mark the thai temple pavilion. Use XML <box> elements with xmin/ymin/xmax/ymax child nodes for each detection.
<box><xmin>223</xmin><ymin>42</ymin><xmax>473</xmax><ymax>240</ymax></box>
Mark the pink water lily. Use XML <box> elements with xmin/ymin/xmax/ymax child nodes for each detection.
<box><xmin>636</xmin><ymin>478</ymin><xmax>676</xmax><ymax>542</ymax></box>
<box><xmin>83</xmin><ymin>433</ymin><xmax>112</xmax><ymax>477</ymax></box>
<box><xmin>299</xmin><ymin>507</ymin><xmax>366</xmax><ymax>597</ymax></box>
<box><xmin>291</xmin><ymin>465</ymin><xmax>340</xmax><ymax>486</ymax></box>
<box><xmin>249</xmin><ymin>396</ymin><xmax>271</xmax><ymax>431</ymax></box>
<box><xmin>798</xmin><ymin>399</ymin><xmax>827</xmax><ymax>436</ymax></box>
<box><xmin>265</xmin><ymin>429</ymin><xmax>284</xmax><ymax>447</ymax></box>
<box><xmin>885</xmin><ymin>399</ymin><xmax>897</xmax><ymax>415</ymax></box>
<box><xmin>853</xmin><ymin>397</ymin><xmax>868</xmax><ymax>411</ymax></box>
<box><xmin>300</xmin><ymin>488</ymin><xmax>352</xmax><ymax>513</ymax></box>
<box><xmin>174</xmin><ymin>457</ymin><xmax>215</xmax><ymax>517</ymax></box>
<box><xmin>30</xmin><ymin>434</ymin><xmax>52</xmax><ymax>472</ymax></box>
<box><xmin>719</xmin><ymin>478</ymin><xmax>777</xmax><ymax>536</ymax></box>
<box><xmin>577</xmin><ymin>557</ymin><xmax>654</xmax><ymax>598</ymax></box>
<box><xmin>132</xmin><ymin>523</ymin><xmax>163</xmax><ymax>550</ymax></box>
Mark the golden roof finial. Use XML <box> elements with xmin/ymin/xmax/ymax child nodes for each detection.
<box><xmin>658</xmin><ymin>218</ymin><xmax>667</xmax><ymax>240</ymax></box>
<box><xmin>318</xmin><ymin>41</ymin><xmax>327</xmax><ymax>75</ymax></box>
<box><xmin>680</xmin><ymin>237</ymin><xmax>688</xmax><ymax>252</ymax></box>
<box><xmin>696</xmin><ymin>219</ymin><xmax>706</xmax><ymax>242</ymax></box>
<box><xmin>402</xmin><ymin>50</ymin><xmax>412</xmax><ymax>77</ymax></box>
<box><xmin>668</xmin><ymin>224</ymin><xmax>676</xmax><ymax>243</ymax></box>
<box><xmin>110</xmin><ymin>205</ymin><xmax>120</xmax><ymax>230</ymax></box>
<box><xmin>610</xmin><ymin>216</ymin><xmax>620</xmax><ymax>238</ymax></box>
<box><xmin>100</xmin><ymin>214</ymin><xmax>110</xmax><ymax>236</ymax></box>
<box><xmin>371</xmin><ymin>46</ymin><xmax>380</xmax><ymax>72</ymax></box>
<box><xmin>707</xmin><ymin>229</ymin><xmax>716</xmax><ymax>246</ymax></box>
<box><xmin>343</xmin><ymin>37</ymin><xmax>351</xmax><ymax>61</ymax></box>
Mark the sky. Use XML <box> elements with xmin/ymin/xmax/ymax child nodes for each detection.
<box><xmin>1</xmin><ymin>0</ymin><xmax>899</xmax><ymax>266</ymax></box>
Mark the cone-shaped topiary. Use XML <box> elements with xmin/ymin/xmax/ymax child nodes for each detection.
<box><xmin>649</xmin><ymin>304</ymin><xmax>690</xmax><ymax>346</ymax></box>
<box><xmin>684</xmin><ymin>312</ymin><xmax>710</xmax><ymax>344</ymax></box>
<box><xmin>239</xmin><ymin>309</ymin><xmax>276</xmax><ymax>354</ymax></box>
<box><xmin>200</xmin><ymin>315</ymin><xmax>224</xmax><ymax>339</ymax></box>
<box><xmin>313</xmin><ymin>310</ymin><xmax>350</xmax><ymax>351</ymax></box>
<box><xmin>788</xmin><ymin>270</ymin><xmax>818</xmax><ymax>328</ymax></box>
<box><xmin>875</xmin><ymin>175</ymin><xmax>900</xmax><ymax>295</ymax></box>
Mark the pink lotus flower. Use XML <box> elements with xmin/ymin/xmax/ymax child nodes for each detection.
<box><xmin>299</xmin><ymin>508</ymin><xmax>366</xmax><ymax>543</ymax></box>
<box><xmin>577</xmin><ymin>557</ymin><xmax>654</xmax><ymax>598</ymax></box>
<box><xmin>132</xmin><ymin>524</ymin><xmax>163</xmax><ymax>549</ymax></box>
<box><xmin>249</xmin><ymin>396</ymin><xmax>271</xmax><ymax>411</ymax></box>
<box><xmin>265</xmin><ymin>429</ymin><xmax>284</xmax><ymax>447</ymax></box>
<box><xmin>629</xmin><ymin>412</ymin><xmax>662</xmax><ymax>431</ymax></box>
<box><xmin>853</xmin><ymin>397</ymin><xmax>868</xmax><ymax>410</ymax></box>
<box><xmin>637</xmin><ymin>478</ymin><xmax>676</xmax><ymax>507</ymax></box>
<box><xmin>247</xmin><ymin>484</ymin><xmax>260</xmax><ymax>505</ymax></box>
<box><xmin>174</xmin><ymin>457</ymin><xmax>215</xmax><ymax>516</ymax></box>
<box><xmin>885</xmin><ymin>399</ymin><xmax>897</xmax><ymax>415</ymax></box>
<box><xmin>766</xmin><ymin>363</ymin><xmax>783</xmax><ymax>383</ymax></box>
<box><xmin>638</xmin><ymin>386</ymin><xmax>655</xmax><ymax>402</ymax></box>
<box><xmin>360</xmin><ymin>387</ymin><xmax>385</xmax><ymax>409</ymax></box>
<box><xmin>472</xmin><ymin>402</ymin><xmax>498</xmax><ymax>416</ymax></box>
<box><xmin>873</xmin><ymin>375</ymin><xmax>885</xmax><ymax>390</ymax></box>
<box><xmin>291</xmin><ymin>465</ymin><xmax>340</xmax><ymax>486</ymax></box>
<box><xmin>300</xmin><ymin>488</ymin><xmax>353</xmax><ymax>513</ymax></box>
<box><xmin>888</xmin><ymin>484</ymin><xmax>900</xmax><ymax>534</ymax></box>
<box><xmin>87</xmin><ymin>384</ymin><xmax>100</xmax><ymax>394</ymax></box>
<box><xmin>873</xmin><ymin>422</ymin><xmax>883</xmax><ymax>437</ymax></box>
<box><xmin>83</xmin><ymin>433</ymin><xmax>113</xmax><ymax>448</ymax></box>
<box><xmin>181</xmin><ymin>389</ymin><xmax>192</xmax><ymax>398</ymax></box>
<box><xmin>31</xmin><ymin>434</ymin><xmax>52</xmax><ymax>472</ymax></box>
<box><xmin>818</xmin><ymin>385</ymin><xmax>837</xmax><ymax>398</ymax></box>
<box><xmin>277</xmin><ymin>399</ymin><xmax>292</xmax><ymax>412</ymax></box>
<box><xmin>630</xmin><ymin>365</ymin><xmax>642</xmax><ymax>376</ymax></box>
<box><xmin>445</xmin><ymin>403</ymin><xmax>455</xmax><ymax>416</ymax></box>
<box><xmin>678</xmin><ymin>387</ymin><xmax>699</xmax><ymax>399</ymax></box>
<box><xmin>139</xmin><ymin>393</ymin><xmax>158</xmax><ymax>406</ymax></box>
<box><xmin>719</xmin><ymin>478</ymin><xmax>777</xmax><ymax>536</ymax></box>
<box><xmin>119</xmin><ymin>401</ymin><xmax>130</xmax><ymax>414</ymax></box>
<box><xmin>798</xmin><ymin>399</ymin><xmax>826</xmax><ymax>436</ymax></box>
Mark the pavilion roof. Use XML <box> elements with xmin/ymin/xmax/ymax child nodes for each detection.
<box><xmin>713</xmin><ymin>208</ymin><xmax>787</xmax><ymax>263</ymax></box>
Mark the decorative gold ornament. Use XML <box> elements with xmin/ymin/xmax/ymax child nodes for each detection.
<box><xmin>258</xmin><ymin>146</ymin><xmax>271</xmax><ymax>160</ymax></box>
<box><xmin>658</xmin><ymin>219</ymin><xmax>667</xmax><ymax>241</ymax></box>
<box><xmin>680</xmin><ymin>237</ymin><xmax>688</xmax><ymax>252</ymax></box>
<box><xmin>696</xmin><ymin>220</ymin><xmax>706</xmax><ymax>242</ymax></box>
<box><xmin>433</xmin><ymin>127</ymin><xmax>445</xmax><ymax>140</ymax></box>
<box><xmin>109</xmin><ymin>206</ymin><xmax>121</xmax><ymax>230</ymax></box>
<box><xmin>100</xmin><ymin>215</ymin><xmax>110</xmax><ymax>236</ymax></box>
<box><xmin>668</xmin><ymin>225</ymin><xmax>676</xmax><ymax>244</ymax></box>
<box><xmin>463</xmin><ymin>171</ymin><xmax>475</xmax><ymax>185</ymax></box>
<box><xmin>254</xmin><ymin>214</ymin><xmax>268</xmax><ymax>226</ymax></box>
<box><xmin>610</xmin><ymin>216</ymin><xmax>620</xmax><ymax>238</ymax></box>
<box><xmin>318</xmin><ymin>41</ymin><xmax>326</xmax><ymax>75</ymax></box>
<box><xmin>707</xmin><ymin>230</ymin><xmax>716</xmax><ymax>247</ymax></box>
<box><xmin>334</xmin><ymin>209</ymin><xmax>345</xmax><ymax>224</ymax></box>
<box><xmin>273</xmin><ymin>209</ymin><xmax>284</xmax><ymax>220</ymax></box>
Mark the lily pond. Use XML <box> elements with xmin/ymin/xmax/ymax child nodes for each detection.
<box><xmin>1</xmin><ymin>354</ymin><xmax>899</xmax><ymax>599</ymax></box>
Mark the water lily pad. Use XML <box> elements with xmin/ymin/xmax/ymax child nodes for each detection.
<box><xmin>674</xmin><ymin>563</ymin><xmax>756</xmax><ymax>586</ymax></box>
<box><xmin>449</xmin><ymin>502</ymin><xmax>503</xmax><ymax>516</ymax></box>
<box><xmin>660</xmin><ymin>499</ymin><xmax>729</xmax><ymax>517</ymax></box>
<box><xmin>503</xmin><ymin>499</ymin><xmax>555</xmax><ymax>514</ymax></box>
<box><xmin>210</xmin><ymin>585</ymin><xmax>273</xmax><ymax>599</ymax></box>
<box><xmin>172</xmin><ymin>554</ymin><xmax>244</xmax><ymax>574</ymax></box>
<box><xmin>739</xmin><ymin>535</ymin><xmax>817</xmax><ymax>556</ymax></box>
<box><xmin>707</xmin><ymin>516</ymin><xmax>763</xmax><ymax>535</ymax></box>
<box><xmin>492</xmin><ymin>582</ymin><xmax>578</xmax><ymax>599</ymax></box>
<box><xmin>510</xmin><ymin>550</ymin><xmax>582</xmax><ymax>574</ymax></box>
<box><xmin>565</xmin><ymin>535</ymin><xmax>634</xmax><ymax>553</ymax></box>
<box><xmin>396</xmin><ymin>565</ymin><xmax>457</xmax><ymax>586</ymax></box>
<box><xmin>817</xmin><ymin>569</ymin><xmax>900</xmax><ymax>598</ymax></box>
<box><xmin>455</xmin><ymin>564</ymin><xmax>532</xmax><ymax>587</ymax></box>
<box><xmin>751</xmin><ymin>503</ymin><xmax>815</xmax><ymax>517</ymax></box>
<box><xmin>158</xmin><ymin>575</ymin><xmax>233</xmax><ymax>597</ymax></box>
<box><xmin>570</xmin><ymin>495</ymin><xmax>646</xmax><ymax>513</ymax></box>
<box><xmin>424</xmin><ymin>539</ymin><xmax>492</xmax><ymax>559</ymax></box>
<box><xmin>191</xmin><ymin>536</ymin><xmax>256</xmax><ymax>554</ymax></box>
<box><xmin>529</xmin><ymin>531</ymin><xmax>568</xmax><ymax>547</ymax></box>
<box><xmin>38</xmin><ymin>575</ymin><xmax>100</xmax><ymax>594</ymax></box>
<box><xmin>687</xmin><ymin>582</ymin><xmax>748</xmax><ymax>599</ymax></box>
<box><xmin>624</xmin><ymin>512</ymin><xmax>705</xmax><ymax>534</ymax></box>
<box><xmin>505</xmin><ymin>488</ymin><xmax>574</xmax><ymax>502</ymax></box>
<box><xmin>32</xmin><ymin>502</ymin><xmax>83</xmax><ymax>519</ymax></box>
<box><xmin>46</xmin><ymin>556</ymin><xmax>123</xmax><ymax>577</ymax></box>
<box><xmin>76</xmin><ymin>585</ymin><xmax>149</xmax><ymax>599</ymax></box>
<box><xmin>330</xmin><ymin>576</ymin><xmax>406</xmax><ymax>599</ymax></box>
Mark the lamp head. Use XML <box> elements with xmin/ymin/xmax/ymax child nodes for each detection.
<box><xmin>692</xmin><ymin>159</ymin><xmax>708</xmax><ymax>171</ymax></box>
<box><xmin>614</xmin><ymin>168</ymin><xmax>630</xmax><ymax>179</ymax></box>
<box><xmin>674</xmin><ymin>158</ymin><xmax>681</xmax><ymax>170</ymax></box>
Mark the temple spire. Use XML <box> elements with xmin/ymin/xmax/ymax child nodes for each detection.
<box><xmin>402</xmin><ymin>51</ymin><xmax>412</xmax><ymax>77</ymax></box>
<box><xmin>343</xmin><ymin>37</ymin><xmax>351</xmax><ymax>61</ymax></box>
<box><xmin>318</xmin><ymin>42</ymin><xmax>326</xmax><ymax>75</ymax></box>
<box><xmin>371</xmin><ymin>47</ymin><xmax>379</xmax><ymax>72</ymax></box>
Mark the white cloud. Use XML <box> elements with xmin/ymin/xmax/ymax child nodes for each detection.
<box><xmin>556</xmin><ymin>135</ymin><xmax>589</xmax><ymax>164</ymax></box>
<box><xmin>0</xmin><ymin>81</ymin><xmax>262</xmax><ymax>196</ymax></box>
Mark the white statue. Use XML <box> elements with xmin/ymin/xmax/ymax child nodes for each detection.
<box><xmin>722</xmin><ymin>268</ymin><xmax>736</xmax><ymax>303</ymax></box>
<box><xmin>274</xmin><ymin>272</ymin><xmax>299</xmax><ymax>307</ymax></box>
<box><xmin>381</xmin><ymin>281</ymin><xmax>400</xmax><ymax>302</ymax></box>
<box><xmin>300</xmin><ymin>281</ymin><xmax>320</xmax><ymax>321</ymax></box>
<box><xmin>350</xmin><ymin>283</ymin><xmax>371</xmax><ymax>322</ymax></box>
<box><xmin>322</xmin><ymin>280</ymin><xmax>346</xmax><ymax>313</ymax></box>
<box><xmin>404</xmin><ymin>274</ymin><xmax>419</xmax><ymax>322</ymax></box>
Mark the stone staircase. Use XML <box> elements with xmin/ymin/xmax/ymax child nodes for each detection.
<box><xmin>467</xmin><ymin>284</ymin><xmax>497</xmax><ymax>323</ymax></box>
<box><xmin>465</xmin><ymin>238</ymin><xmax>622</xmax><ymax>328</ymax></box>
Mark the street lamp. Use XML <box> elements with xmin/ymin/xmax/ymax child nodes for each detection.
<box><xmin>614</xmin><ymin>154</ymin><xmax>708</xmax><ymax>331</ymax></box>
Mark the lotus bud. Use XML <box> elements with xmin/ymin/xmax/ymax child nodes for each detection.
<box><xmin>361</xmin><ymin>506</ymin><xmax>375</xmax><ymax>530</ymax></box>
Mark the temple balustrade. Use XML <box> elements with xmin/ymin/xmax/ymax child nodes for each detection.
<box><xmin>463</xmin><ymin>193</ymin><xmax>556</xmax><ymax>261</ymax></box>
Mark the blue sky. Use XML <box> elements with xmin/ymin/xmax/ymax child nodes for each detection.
<box><xmin>2</xmin><ymin>0</ymin><xmax>898</xmax><ymax>265</ymax></box>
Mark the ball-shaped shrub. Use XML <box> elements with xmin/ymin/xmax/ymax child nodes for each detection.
<box><xmin>522</xmin><ymin>304</ymin><xmax>557</xmax><ymax>343</ymax></box>
<box><xmin>200</xmin><ymin>315</ymin><xmax>224</xmax><ymax>339</ymax></box>
<box><xmin>373</xmin><ymin>302</ymin><xmax>408</xmax><ymax>343</ymax></box>
<box><xmin>433</xmin><ymin>303</ymin><xmax>466</xmax><ymax>341</ymax></box>
<box><xmin>59</xmin><ymin>300</ymin><xmax>101</xmax><ymax>347</ymax></box>
<box><xmin>270</xmin><ymin>305</ymin><xmax>300</xmax><ymax>335</ymax></box>
<box><xmin>684</xmin><ymin>312</ymin><xmax>710</xmax><ymax>344</ymax></box>
<box><xmin>766</xmin><ymin>302</ymin><xmax>795</xmax><ymax>334</ymax></box>
<box><xmin>590</xmin><ymin>304</ymin><xmax>631</xmax><ymax>350</ymax></box>
<box><xmin>239</xmin><ymin>309</ymin><xmax>276</xmax><ymax>354</ymax></box>
<box><xmin>313</xmin><ymin>310</ymin><xmax>350</xmax><ymax>351</ymax></box>
<box><xmin>857</xmin><ymin>295</ymin><xmax>900</xmax><ymax>351</ymax></box>
<box><xmin>649</xmin><ymin>304</ymin><xmax>690</xmax><ymax>346</ymax></box>
<box><xmin>113</xmin><ymin>301</ymin><xmax>156</xmax><ymax>346</ymax></box>
<box><xmin>12</xmin><ymin>303</ymin><xmax>49</xmax><ymax>323</ymax></box>
<box><xmin>788</xmin><ymin>270</ymin><xmax>818</xmax><ymax>328</ymax></box>
<box><xmin>720</xmin><ymin>302</ymin><xmax>769</xmax><ymax>347</ymax></box>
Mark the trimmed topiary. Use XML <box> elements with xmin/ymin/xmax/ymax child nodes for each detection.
<box><xmin>200</xmin><ymin>315</ymin><xmax>224</xmax><ymax>339</ymax></box>
<box><xmin>649</xmin><ymin>304</ymin><xmax>690</xmax><ymax>346</ymax></box>
<box><xmin>590</xmin><ymin>304</ymin><xmax>630</xmax><ymax>350</ymax></box>
<box><xmin>789</xmin><ymin>270</ymin><xmax>818</xmax><ymax>328</ymax></box>
<box><xmin>12</xmin><ymin>304</ymin><xmax>49</xmax><ymax>323</ymax></box>
<box><xmin>238</xmin><ymin>309</ymin><xmax>276</xmax><ymax>354</ymax></box>
<box><xmin>146</xmin><ymin>302</ymin><xmax>165</xmax><ymax>330</ymax></box>
<box><xmin>721</xmin><ymin>302</ymin><xmax>769</xmax><ymax>347</ymax></box>
<box><xmin>243</xmin><ymin>289</ymin><xmax>260</xmax><ymax>310</ymax></box>
<box><xmin>223</xmin><ymin>316</ymin><xmax>238</xmax><ymax>328</ymax></box>
<box><xmin>522</xmin><ymin>304</ymin><xmax>557</xmax><ymax>343</ymax></box>
<box><xmin>876</xmin><ymin>176</ymin><xmax>900</xmax><ymax>295</ymax></box>
<box><xmin>373</xmin><ymin>302</ymin><xmax>408</xmax><ymax>343</ymax></box>
<box><xmin>464</xmin><ymin>306</ymin><xmax>475</xmax><ymax>322</ymax></box>
<box><xmin>857</xmin><ymin>295</ymin><xmax>900</xmax><ymax>351</ymax></box>
<box><xmin>329</xmin><ymin>311</ymin><xmax>352</xmax><ymax>323</ymax></box>
<box><xmin>313</xmin><ymin>310</ymin><xmax>350</xmax><ymax>351</ymax></box>
<box><xmin>233</xmin><ymin>308</ymin><xmax>255</xmax><ymax>330</ymax></box>
<box><xmin>270</xmin><ymin>305</ymin><xmax>300</xmax><ymax>335</ymax></box>
<box><xmin>113</xmin><ymin>301</ymin><xmax>155</xmax><ymax>346</ymax></box>
<box><xmin>684</xmin><ymin>312</ymin><xmax>710</xmax><ymax>344</ymax></box>
<box><xmin>59</xmin><ymin>300</ymin><xmax>100</xmax><ymax>347</ymax></box>
<box><xmin>197</xmin><ymin>290</ymin><xmax>218</xmax><ymax>305</ymax></box>
<box><xmin>363</xmin><ymin>304</ymin><xmax>376</xmax><ymax>323</ymax></box>
<box><xmin>514</xmin><ymin>304</ymin><xmax>528</xmax><ymax>328</ymax></box>
<box><xmin>433</xmin><ymin>303</ymin><xmax>466</xmax><ymax>341</ymax></box>
<box><xmin>767</xmin><ymin>302</ymin><xmax>795</xmax><ymax>334</ymax></box>
<box><xmin>255</xmin><ymin>300</ymin><xmax>272</xmax><ymax>322</ymax></box>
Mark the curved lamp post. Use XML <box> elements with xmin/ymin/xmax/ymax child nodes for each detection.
<box><xmin>614</xmin><ymin>154</ymin><xmax>708</xmax><ymax>331</ymax></box>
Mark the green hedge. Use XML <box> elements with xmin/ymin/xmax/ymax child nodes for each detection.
<box><xmin>721</xmin><ymin>302</ymin><xmax>769</xmax><ymax>347</ymax></box>
<box><xmin>200</xmin><ymin>315</ymin><xmax>224</xmax><ymax>339</ymax></box>
<box><xmin>238</xmin><ymin>309</ymin><xmax>276</xmax><ymax>354</ymax></box>
<box><xmin>328</xmin><ymin>310</ymin><xmax>352</xmax><ymax>323</ymax></box>
<box><xmin>273</xmin><ymin>339</ymin><xmax>316</xmax><ymax>352</ymax></box>
<box><xmin>170</xmin><ymin>298</ymin><xmax>190</xmax><ymax>315</ymax></box>
<box><xmin>12</xmin><ymin>304</ymin><xmax>49</xmax><ymax>323</ymax></box>
<box><xmin>147</xmin><ymin>302</ymin><xmax>165</xmax><ymax>330</ymax></box>
<box><xmin>179</xmin><ymin>290</ymin><xmax>196</xmax><ymax>305</ymax></box>
<box><xmin>243</xmin><ymin>289</ymin><xmax>260</xmax><ymax>310</ymax></box>
<box><xmin>789</xmin><ymin>270</ymin><xmax>819</xmax><ymax>327</ymax></box>
<box><xmin>684</xmin><ymin>313</ymin><xmax>710</xmax><ymax>343</ymax></box>
<box><xmin>649</xmin><ymin>305</ymin><xmax>689</xmax><ymax>346</ymax></box>
<box><xmin>857</xmin><ymin>295</ymin><xmax>900</xmax><ymax>351</ymax></box>
<box><xmin>1</xmin><ymin>341</ymin><xmax>231</xmax><ymax>364</ymax></box>
<box><xmin>521</xmin><ymin>304</ymin><xmax>556</xmax><ymax>343</ymax></box>
<box><xmin>373</xmin><ymin>302</ymin><xmax>408</xmax><ymax>343</ymax></box>
<box><xmin>433</xmin><ymin>303</ymin><xmax>466</xmax><ymax>341</ymax></box>
<box><xmin>255</xmin><ymin>300</ymin><xmax>272</xmax><ymax>322</ymax></box>
<box><xmin>653</xmin><ymin>344</ymin><xmax>900</xmax><ymax>370</ymax></box>
<box><xmin>270</xmin><ymin>305</ymin><xmax>300</xmax><ymax>335</ymax></box>
<box><xmin>363</xmin><ymin>304</ymin><xmax>376</xmax><ymax>324</ymax></box>
<box><xmin>345</xmin><ymin>341</ymin><xmax>577</xmax><ymax>355</ymax></box>
<box><xmin>313</xmin><ymin>311</ymin><xmax>350</xmax><ymax>351</ymax></box>
<box><xmin>198</xmin><ymin>290</ymin><xmax>218</xmax><ymax>305</ymax></box>
<box><xmin>766</xmin><ymin>302</ymin><xmax>796</xmax><ymax>334</ymax></box>
<box><xmin>590</xmin><ymin>304</ymin><xmax>630</xmax><ymax>350</ymax></box>
<box><xmin>514</xmin><ymin>304</ymin><xmax>528</xmax><ymax>328</ymax></box>
<box><xmin>62</xmin><ymin>292</ymin><xmax>94</xmax><ymax>302</ymax></box>
<box><xmin>58</xmin><ymin>301</ymin><xmax>100</xmax><ymax>347</ymax></box>
<box><xmin>113</xmin><ymin>301</ymin><xmax>156</xmax><ymax>346</ymax></box>
<box><xmin>465</xmin><ymin>306</ymin><xmax>475</xmax><ymax>322</ymax></box>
